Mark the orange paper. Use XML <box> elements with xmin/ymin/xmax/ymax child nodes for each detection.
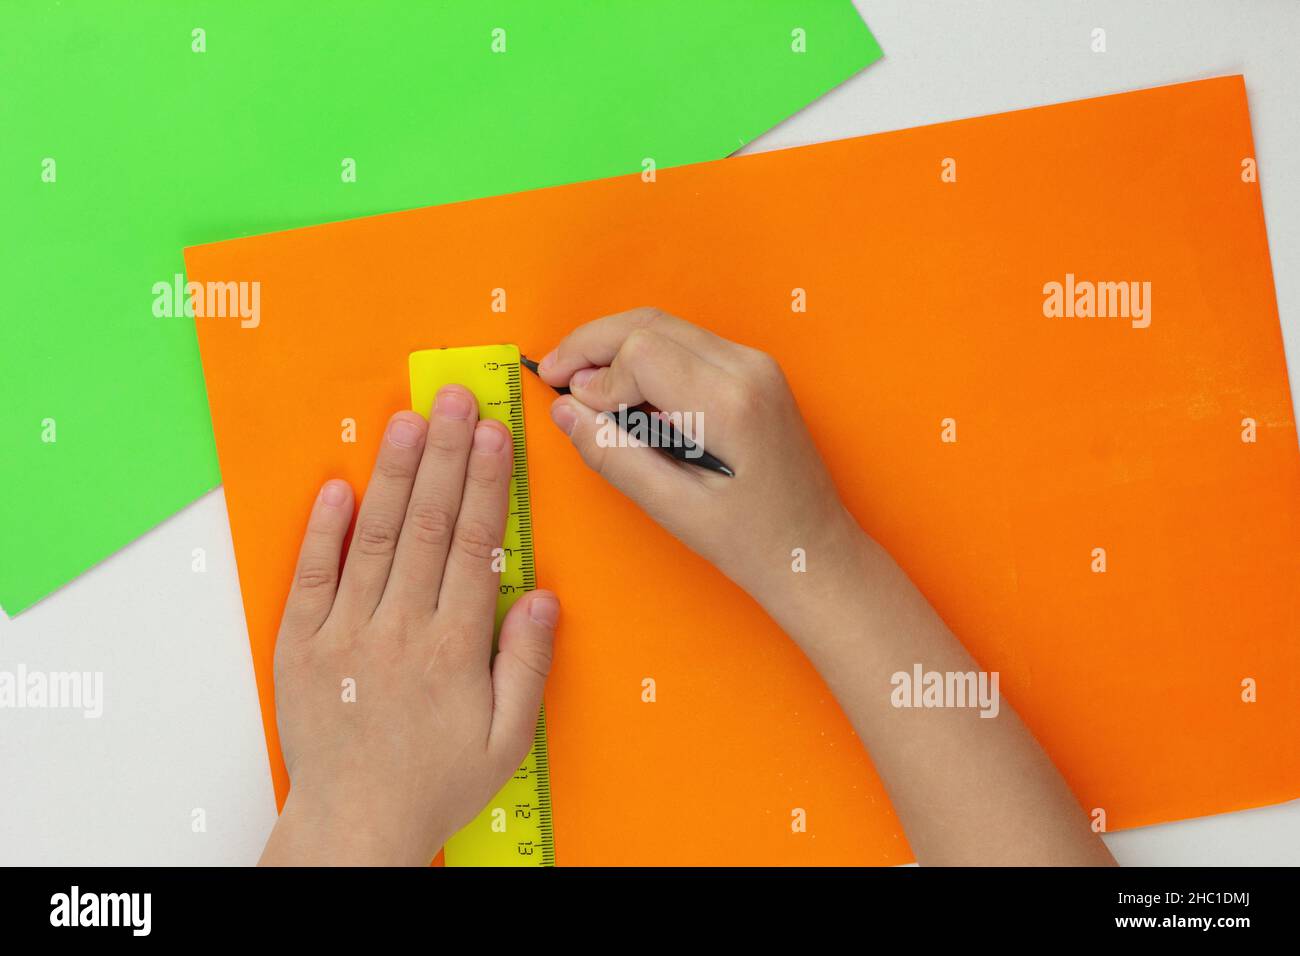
<box><xmin>188</xmin><ymin>77</ymin><xmax>1300</xmax><ymax>865</ymax></box>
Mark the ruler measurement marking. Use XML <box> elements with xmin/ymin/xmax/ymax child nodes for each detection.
<box><xmin>410</xmin><ymin>345</ymin><xmax>555</xmax><ymax>867</ymax></box>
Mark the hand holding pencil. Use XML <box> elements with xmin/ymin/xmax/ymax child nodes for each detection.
<box><xmin>534</xmin><ymin>307</ymin><xmax>854</xmax><ymax>602</ymax></box>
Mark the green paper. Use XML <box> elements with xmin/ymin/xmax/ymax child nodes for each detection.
<box><xmin>0</xmin><ymin>1</ymin><xmax>880</xmax><ymax>614</ymax></box>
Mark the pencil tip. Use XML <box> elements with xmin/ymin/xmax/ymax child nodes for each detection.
<box><xmin>719</xmin><ymin>465</ymin><xmax>736</xmax><ymax>478</ymax></box>
<box><xmin>519</xmin><ymin>355</ymin><xmax>539</xmax><ymax>373</ymax></box>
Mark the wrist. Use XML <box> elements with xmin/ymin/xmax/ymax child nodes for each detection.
<box><xmin>261</xmin><ymin>788</ymin><xmax>444</xmax><ymax>867</ymax></box>
<box><xmin>747</xmin><ymin>505</ymin><xmax>879</xmax><ymax>650</ymax></box>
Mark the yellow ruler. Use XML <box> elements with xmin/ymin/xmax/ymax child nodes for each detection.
<box><xmin>409</xmin><ymin>343</ymin><xmax>554</xmax><ymax>867</ymax></box>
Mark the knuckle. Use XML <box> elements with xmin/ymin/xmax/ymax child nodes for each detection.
<box><xmin>513</xmin><ymin>637</ymin><xmax>554</xmax><ymax>682</ymax></box>
<box><xmin>353</xmin><ymin>517</ymin><xmax>400</xmax><ymax>556</ymax></box>
<box><xmin>716</xmin><ymin>375</ymin><xmax>755</xmax><ymax>414</ymax></box>
<box><xmin>375</xmin><ymin>604</ymin><xmax>420</xmax><ymax>643</ymax></box>
<box><xmin>453</xmin><ymin>519</ymin><xmax>500</xmax><ymax>563</ymax></box>
<box><xmin>627</xmin><ymin>306</ymin><xmax>665</xmax><ymax>329</ymax></box>
<box><xmin>405</xmin><ymin>499</ymin><xmax>457</xmax><ymax>547</ymax></box>
<box><xmin>744</xmin><ymin>348</ymin><xmax>785</xmax><ymax>385</ymax></box>
<box><xmin>577</xmin><ymin>430</ymin><xmax>615</xmax><ymax>478</ymax></box>
<box><xmin>621</xmin><ymin>327</ymin><xmax>658</xmax><ymax>362</ymax></box>
<box><xmin>581</xmin><ymin>366</ymin><xmax>610</xmax><ymax>399</ymax></box>
<box><xmin>294</xmin><ymin>562</ymin><xmax>337</xmax><ymax>592</ymax></box>
<box><xmin>375</xmin><ymin>454</ymin><xmax>415</xmax><ymax>484</ymax></box>
<box><xmin>591</xmin><ymin>447</ymin><xmax>614</xmax><ymax>481</ymax></box>
<box><xmin>716</xmin><ymin>351</ymin><xmax>784</xmax><ymax>414</ymax></box>
<box><xmin>464</xmin><ymin>461</ymin><xmax>501</xmax><ymax>493</ymax></box>
<box><xmin>425</xmin><ymin>428</ymin><xmax>466</xmax><ymax>458</ymax></box>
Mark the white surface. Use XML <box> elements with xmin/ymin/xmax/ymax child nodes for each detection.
<box><xmin>2</xmin><ymin>0</ymin><xmax>1297</xmax><ymax>865</ymax></box>
<box><xmin>0</xmin><ymin>490</ymin><xmax>276</xmax><ymax>865</ymax></box>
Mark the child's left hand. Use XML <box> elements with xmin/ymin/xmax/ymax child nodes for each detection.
<box><xmin>260</xmin><ymin>386</ymin><xmax>560</xmax><ymax>866</ymax></box>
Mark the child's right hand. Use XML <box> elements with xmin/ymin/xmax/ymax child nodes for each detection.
<box><xmin>542</xmin><ymin>308</ymin><xmax>1116</xmax><ymax>868</ymax></box>
<box><xmin>540</xmin><ymin>308</ymin><xmax>865</xmax><ymax>617</ymax></box>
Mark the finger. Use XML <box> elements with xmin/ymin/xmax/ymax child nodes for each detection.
<box><xmin>433</xmin><ymin>419</ymin><xmax>513</xmax><ymax>664</ymax></box>
<box><xmin>548</xmin><ymin>394</ymin><xmax>704</xmax><ymax>528</ymax></box>
<box><xmin>281</xmin><ymin>479</ymin><xmax>354</xmax><ymax>637</ymax></box>
<box><xmin>564</xmin><ymin>327</ymin><xmax>718</xmax><ymax>426</ymax></box>
<box><xmin>536</xmin><ymin>307</ymin><xmax>744</xmax><ymax>386</ymax></box>
<box><xmin>383</xmin><ymin>385</ymin><xmax>478</xmax><ymax>616</ymax></box>
<box><xmin>487</xmin><ymin>590</ymin><xmax>559</xmax><ymax>766</ymax></box>
<box><xmin>336</xmin><ymin>411</ymin><xmax>427</xmax><ymax>619</ymax></box>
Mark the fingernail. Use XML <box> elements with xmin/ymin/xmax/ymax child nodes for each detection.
<box><xmin>472</xmin><ymin>421</ymin><xmax>507</xmax><ymax>452</ymax></box>
<box><xmin>538</xmin><ymin>350</ymin><xmax>558</xmax><ymax>373</ymax></box>
<box><xmin>550</xmin><ymin>399</ymin><xmax>578</xmax><ymax>436</ymax></box>
<box><xmin>388</xmin><ymin>416</ymin><xmax>424</xmax><ymax>447</ymax></box>
<box><xmin>529</xmin><ymin>593</ymin><xmax>560</xmax><ymax>627</ymax></box>
<box><xmin>570</xmin><ymin>367</ymin><xmax>596</xmax><ymax>389</ymax></box>
<box><xmin>320</xmin><ymin>480</ymin><xmax>349</xmax><ymax>507</ymax></box>
<box><xmin>435</xmin><ymin>387</ymin><xmax>474</xmax><ymax>420</ymax></box>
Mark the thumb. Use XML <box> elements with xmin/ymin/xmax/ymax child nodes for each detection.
<box><xmin>488</xmin><ymin>590</ymin><xmax>560</xmax><ymax>768</ymax></box>
<box><xmin>548</xmin><ymin>394</ymin><xmax>696</xmax><ymax>524</ymax></box>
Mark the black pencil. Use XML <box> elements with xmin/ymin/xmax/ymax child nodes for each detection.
<box><xmin>520</xmin><ymin>355</ymin><xmax>735</xmax><ymax>478</ymax></box>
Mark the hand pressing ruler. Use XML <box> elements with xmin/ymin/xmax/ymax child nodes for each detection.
<box><xmin>409</xmin><ymin>343</ymin><xmax>554</xmax><ymax>867</ymax></box>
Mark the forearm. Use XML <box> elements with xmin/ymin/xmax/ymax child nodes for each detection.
<box><xmin>754</xmin><ymin>516</ymin><xmax>1115</xmax><ymax>866</ymax></box>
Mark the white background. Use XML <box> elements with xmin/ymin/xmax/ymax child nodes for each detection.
<box><xmin>2</xmin><ymin>0</ymin><xmax>1298</xmax><ymax>865</ymax></box>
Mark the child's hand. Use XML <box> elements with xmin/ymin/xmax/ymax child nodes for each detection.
<box><xmin>542</xmin><ymin>309</ymin><xmax>1114</xmax><ymax>866</ymax></box>
<box><xmin>260</xmin><ymin>387</ymin><xmax>560</xmax><ymax>866</ymax></box>
<box><xmin>540</xmin><ymin>308</ymin><xmax>861</xmax><ymax>616</ymax></box>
